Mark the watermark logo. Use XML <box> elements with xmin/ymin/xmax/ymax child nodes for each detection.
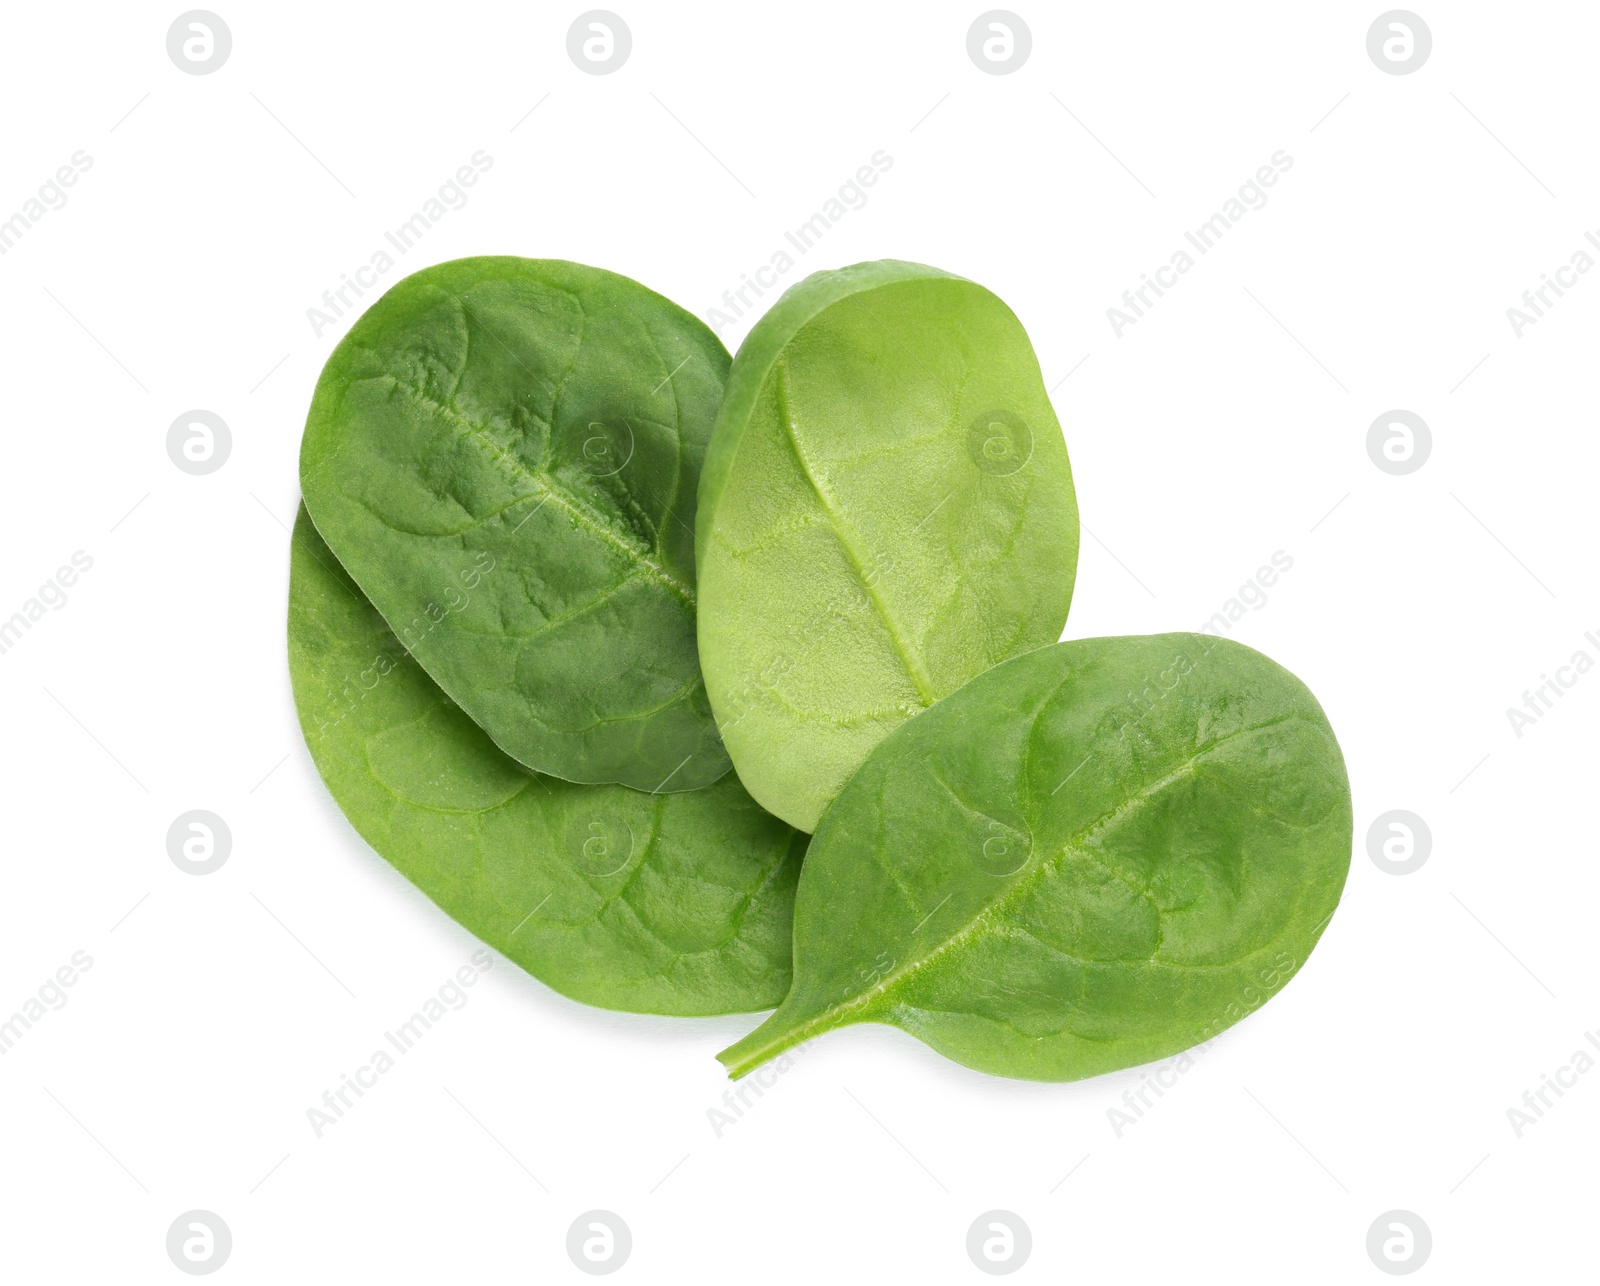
<box><xmin>1366</xmin><ymin>409</ymin><xmax>1430</xmax><ymax>475</ymax></box>
<box><xmin>167</xmin><ymin>410</ymin><xmax>231</xmax><ymax>475</ymax></box>
<box><xmin>973</xmin><ymin>817</ymin><xmax>1031</xmax><ymax>877</ymax></box>
<box><xmin>568</xmin><ymin>12</ymin><xmax>631</xmax><ymax>75</ymax></box>
<box><xmin>560</xmin><ymin>417</ymin><xmax>635</xmax><ymax>478</ymax></box>
<box><xmin>167</xmin><ymin>811</ymin><xmax>232</xmax><ymax>876</ymax></box>
<box><xmin>1366</xmin><ymin>11</ymin><xmax>1431</xmax><ymax>75</ymax></box>
<box><xmin>567</xmin><ymin>1211</ymin><xmax>631</xmax><ymax>1274</ymax></box>
<box><xmin>166</xmin><ymin>1210</ymin><xmax>231</xmax><ymax>1275</ymax></box>
<box><xmin>966</xmin><ymin>410</ymin><xmax>1033</xmax><ymax>477</ymax></box>
<box><xmin>1366</xmin><ymin>1210</ymin><xmax>1431</xmax><ymax>1274</ymax></box>
<box><xmin>566</xmin><ymin>811</ymin><xmax>634</xmax><ymax>878</ymax></box>
<box><xmin>167</xmin><ymin>12</ymin><xmax>231</xmax><ymax>75</ymax></box>
<box><xmin>967</xmin><ymin>12</ymin><xmax>1032</xmax><ymax>75</ymax></box>
<box><xmin>966</xmin><ymin>1210</ymin><xmax>1031</xmax><ymax>1275</ymax></box>
<box><xmin>1366</xmin><ymin>810</ymin><xmax>1430</xmax><ymax>875</ymax></box>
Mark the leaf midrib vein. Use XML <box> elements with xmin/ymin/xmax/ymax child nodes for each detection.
<box><xmin>371</xmin><ymin>374</ymin><xmax>694</xmax><ymax>606</ymax></box>
<box><xmin>772</xmin><ymin>357</ymin><xmax>937</xmax><ymax>705</ymax></box>
<box><xmin>794</xmin><ymin>715</ymin><xmax>1312</xmax><ymax>1037</ymax></box>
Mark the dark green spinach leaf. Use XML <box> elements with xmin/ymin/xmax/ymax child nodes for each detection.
<box><xmin>289</xmin><ymin>507</ymin><xmax>804</xmax><ymax>1016</ymax></box>
<box><xmin>301</xmin><ymin>257</ymin><xmax>731</xmax><ymax>793</ymax></box>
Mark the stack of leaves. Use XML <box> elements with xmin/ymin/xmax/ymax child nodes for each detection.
<box><xmin>290</xmin><ymin>256</ymin><xmax>1351</xmax><ymax>1083</ymax></box>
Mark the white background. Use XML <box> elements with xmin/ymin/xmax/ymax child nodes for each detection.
<box><xmin>1</xmin><ymin>1</ymin><xmax>1594</xmax><ymax>1280</ymax></box>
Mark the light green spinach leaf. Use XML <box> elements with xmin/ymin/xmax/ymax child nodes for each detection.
<box><xmin>718</xmin><ymin>634</ymin><xmax>1350</xmax><ymax>1079</ymax></box>
<box><xmin>288</xmin><ymin>507</ymin><xmax>805</xmax><ymax>1016</ymax></box>
<box><xmin>300</xmin><ymin>256</ymin><xmax>731</xmax><ymax>793</ymax></box>
<box><xmin>696</xmin><ymin>260</ymin><xmax>1078</xmax><ymax>831</ymax></box>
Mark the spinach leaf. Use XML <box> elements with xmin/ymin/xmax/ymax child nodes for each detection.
<box><xmin>288</xmin><ymin>507</ymin><xmax>805</xmax><ymax>1016</ymax></box>
<box><xmin>300</xmin><ymin>257</ymin><xmax>731</xmax><ymax>793</ymax></box>
<box><xmin>696</xmin><ymin>260</ymin><xmax>1078</xmax><ymax>832</ymax></box>
<box><xmin>717</xmin><ymin>634</ymin><xmax>1350</xmax><ymax>1079</ymax></box>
